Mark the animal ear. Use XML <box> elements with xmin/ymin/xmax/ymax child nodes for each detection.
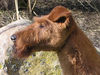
<box><xmin>48</xmin><ymin>6</ymin><xmax>71</xmax><ymax>24</ymax></box>
<box><xmin>33</xmin><ymin>16</ymin><xmax>40</xmax><ymax>22</ymax></box>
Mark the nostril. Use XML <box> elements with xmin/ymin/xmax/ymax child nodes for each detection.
<box><xmin>11</xmin><ymin>34</ymin><xmax>16</xmax><ymax>41</ymax></box>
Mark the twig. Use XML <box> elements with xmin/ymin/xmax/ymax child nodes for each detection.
<box><xmin>85</xmin><ymin>0</ymin><xmax>99</xmax><ymax>12</ymax></box>
<box><xmin>8</xmin><ymin>13</ymin><xmax>13</xmax><ymax>22</ymax></box>
<box><xmin>33</xmin><ymin>11</ymin><xmax>38</xmax><ymax>16</ymax></box>
<box><xmin>32</xmin><ymin>0</ymin><xmax>37</xmax><ymax>10</ymax></box>
<box><xmin>28</xmin><ymin>0</ymin><xmax>32</xmax><ymax>15</ymax></box>
<box><xmin>32</xmin><ymin>0</ymin><xmax>38</xmax><ymax>16</ymax></box>
<box><xmin>15</xmin><ymin>0</ymin><xmax>19</xmax><ymax>20</ymax></box>
<box><xmin>77</xmin><ymin>0</ymin><xmax>88</xmax><ymax>10</ymax></box>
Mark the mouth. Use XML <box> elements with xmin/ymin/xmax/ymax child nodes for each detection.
<box><xmin>12</xmin><ymin>45</ymin><xmax>34</xmax><ymax>59</ymax></box>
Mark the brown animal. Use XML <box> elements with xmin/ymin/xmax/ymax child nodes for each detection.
<box><xmin>11</xmin><ymin>6</ymin><xmax>100</xmax><ymax>75</ymax></box>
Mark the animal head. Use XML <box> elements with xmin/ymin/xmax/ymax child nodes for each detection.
<box><xmin>11</xmin><ymin>6</ymin><xmax>75</xmax><ymax>58</ymax></box>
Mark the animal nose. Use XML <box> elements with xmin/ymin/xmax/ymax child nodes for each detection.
<box><xmin>11</xmin><ymin>34</ymin><xmax>16</xmax><ymax>41</ymax></box>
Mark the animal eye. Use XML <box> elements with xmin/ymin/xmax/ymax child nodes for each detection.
<box><xmin>11</xmin><ymin>34</ymin><xmax>17</xmax><ymax>41</ymax></box>
<box><xmin>39</xmin><ymin>25</ymin><xmax>44</xmax><ymax>28</ymax></box>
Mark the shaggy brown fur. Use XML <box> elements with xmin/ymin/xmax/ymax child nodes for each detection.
<box><xmin>11</xmin><ymin>6</ymin><xmax>100</xmax><ymax>75</ymax></box>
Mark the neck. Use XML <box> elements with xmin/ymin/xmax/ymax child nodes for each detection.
<box><xmin>57</xmin><ymin>25</ymin><xmax>100</xmax><ymax>75</ymax></box>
